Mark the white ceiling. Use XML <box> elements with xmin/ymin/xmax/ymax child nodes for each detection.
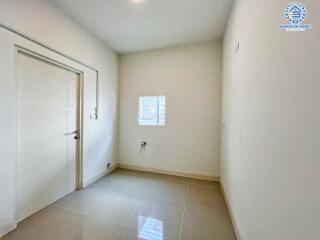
<box><xmin>51</xmin><ymin>0</ymin><xmax>233</xmax><ymax>54</ymax></box>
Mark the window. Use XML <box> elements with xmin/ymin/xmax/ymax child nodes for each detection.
<box><xmin>138</xmin><ymin>96</ymin><xmax>166</xmax><ymax>126</ymax></box>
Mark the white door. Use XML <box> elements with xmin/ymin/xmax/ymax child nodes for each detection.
<box><xmin>16</xmin><ymin>52</ymin><xmax>79</xmax><ymax>221</ymax></box>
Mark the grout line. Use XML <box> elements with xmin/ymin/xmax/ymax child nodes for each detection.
<box><xmin>185</xmin><ymin>202</ymin><xmax>229</xmax><ymax>213</ymax></box>
<box><xmin>39</xmin><ymin>181</ymin><xmax>126</xmax><ymax>240</ymax></box>
<box><xmin>53</xmin><ymin>171</ymin><xmax>227</xmax><ymax>240</ymax></box>
<box><xmin>48</xmin><ymin>212</ymin><xmax>77</xmax><ymax>240</ymax></box>
<box><xmin>52</xmin><ymin>205</ymin><xmax>123</xmax><ymax>227</ymax></box>
<box><xmin>79</xmin><ymin>171</ymin><xmax>152</xmax><ymax>240</ymax></box>
<box><xmin>145</xmin><ymin>194</ymin><xmax>187</xmax><ymax>205</ymax></box>
<box><xmin>178</xmin><ymin>183</ymin><xmax>190</xmax><ymax>240</ymax></box>
<box><xmin>111</xmin><ymin>182</ymin><xmax>152</xmax><ymax>240</ymax></box>
<box><xmin>111</xmin><ymin>202</ymin><xmax>144</xmax><ymax>239</ymax></box>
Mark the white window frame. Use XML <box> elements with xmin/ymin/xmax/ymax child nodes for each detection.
<box><xmin>138</xmin><ymin>95</ymin><xmax>166</xmax><ymax>126</ymax></box>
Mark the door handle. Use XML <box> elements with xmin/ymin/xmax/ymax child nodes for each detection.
<box><xmin>64</xmin><ymin>130</ymin><xmax>79</xmax><ymax>136</ymax></box>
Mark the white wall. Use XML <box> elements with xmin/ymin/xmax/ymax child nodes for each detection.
<box><xmin>119</xmin><ymin>42</ymin><xmax>222</xmax><ymax>178</ymax></box>
<box><xmin>221</xmin><ymin>0</ymin><xmax>320</xmax><ymax>239</ymax></box>
<box><xmin>0</xmin><ymin>0</ymin><xmax>119</xmax><ymax>236</ymax></box>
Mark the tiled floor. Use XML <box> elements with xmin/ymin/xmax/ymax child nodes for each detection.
<box><xmin>1</xmin><ymin>169</ymin><xmax>236</xmax><ymax>240</ymax></box>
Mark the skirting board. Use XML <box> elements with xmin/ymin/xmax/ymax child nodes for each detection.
<box><xmin>220</xmin><ymin>182</ymin><xmax>244</xmax><ymax>240</ymax></box>
<box><xmin>0</xmin><ymin>221</ymin><xmax>17</xmax><ymax>238</ymax></box>
<box><xmin>118</xmin><ymin>164</ymin><xmax>219</xmax><ymax>182</ymax></box>
<box><xmin>83</xmin><ymin>163</ymin><xmax>119</xmax><ymax>188</ymax></box>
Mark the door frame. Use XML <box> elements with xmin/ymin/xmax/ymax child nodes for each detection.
<box><xmin>15</xmin><ymin>45</ymin><xmax>84</xmax><ymax>190</ymax></box>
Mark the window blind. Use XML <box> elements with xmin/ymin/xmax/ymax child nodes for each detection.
<box><xmin>138</xmin><ymin>96</ymin><xmax>166</xmax><ymax>126</ymax></box>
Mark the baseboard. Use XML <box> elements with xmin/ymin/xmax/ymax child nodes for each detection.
<box><xmin>0</xmin><ymin>221</ymin><xmax>17</xmax><ymax>238</ymax></box>
<box><xmin>220</xmin><ymin>181</ymin><xmax>244</xmax><ymax>240</ymax></box>
<box><xmin>83</xmin><ymin>163</ymin><xmax>119</xmax><ymax>188</ymax></box>
<box><xmin>118</xmin><ymin>163</ymin><xmax>219</xmax><ymax>182</ymax></box>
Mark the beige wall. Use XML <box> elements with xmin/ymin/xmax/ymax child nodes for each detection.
<box><xmin>221</xmin><ymin>0</ymin><xmax>320</xmax><ymax>239</ymax></box>
<box><xmin>119</xmin><ymin>42</ymin><xmax>222</xmax><ymax>177</ymax></box>
<box><xmin>0</xmin><ymin>0</ymin><xmax>119</xmax><ymax>236</ymax></box>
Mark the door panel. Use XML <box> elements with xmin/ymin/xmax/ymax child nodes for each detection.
<box><xmin>66</xmin><ymin>71</ymin><xmax>79</xmax><ymax>193</ymax></box>
<box><xmin>16</xmin><ymin>52</ymin><xmax>79</xmax><ymax>221</ymax></box>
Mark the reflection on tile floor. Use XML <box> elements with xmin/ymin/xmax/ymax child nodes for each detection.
<box><xmin>1</xmin><ymin>169</ymin><xmax>236</xmax><ymax>240</ymax></box>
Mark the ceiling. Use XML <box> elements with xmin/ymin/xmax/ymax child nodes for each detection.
<box><xmin>51</xmin><ymin>0</ymin><xmax>233</xmax><ymax>54</ymax></box>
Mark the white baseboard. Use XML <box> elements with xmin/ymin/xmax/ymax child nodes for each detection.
<box><xmin>83</xmin><ymin>163</ymin><xmax>119</xmax><ymax>188</ymax></box>
<box><xmin>0</xmin><ymin>220</ymin><xmax>17</xmax><ymax>238</ymax></box>
<box><xmin>220</xmin><ymin>181</ymin><xmax>244</xmax><ymax>240</ymax></box>
<box><xmin>119</xmin><ymin>163</ymin><xmax>219</xmax><ymax>182</ymax></box>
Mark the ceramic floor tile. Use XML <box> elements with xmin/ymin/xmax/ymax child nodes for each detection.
<box><xmin>83</xmin><ymin>191</ymin><xmax>144</xmax><ymax>225</ymax></box>
<box><xmin>149</xmin><ymin>180</ymin><xmax>189</xmax><ymax>202</ymax></box>
<box><xmin>90</xmin><ymin>174</ymin><xmax>124</xmax><ymax>191</ymax></box>
<box><xmin>2</xmin><ymin>169</ymin><xmax>235</xmax><ymax>240</ymax></box>
<box><xmin>1</xmin><ymin>206</ymin><xmax>78</xmax><ymax>240</ymax></box>
<box><xmin>115</xmin><ymin>227</ymin><xmax>172</xmax><ymax>240</ymax></box>
<box><xmin>53</xmin><ymin>187</ymin><xmax>105</xmax><ymax>213</ymax></box>
<box><xmin>113</xmin><ymin>175</ymin><xmax>156</xmax><ymax>199</ymax></box>
<box><xmin>126</xmin><ymin>197</ymin><xmax>184</xmax><ymax>240</ymax></box>
<box><xmin>187</xmin><ymin>183</ymin><xmax>227</xmax><ymax>210</ymax></box>
<box><xmin>180</xmin><ymin>204</ymin><xmax>236</xmax><ymax>240</ymax></box>
<box><xmin>51</xmin><ymin>215</ymin><xmax>122</xmax><ymax>240</ymax></box>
